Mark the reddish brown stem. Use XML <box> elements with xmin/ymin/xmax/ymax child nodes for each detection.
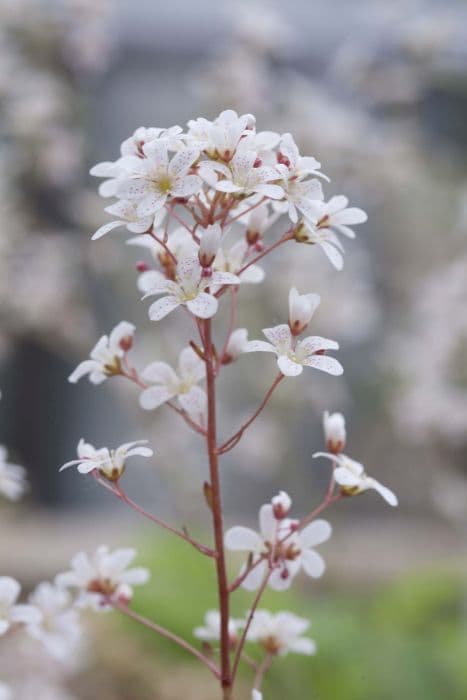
<box><xmin>218</xmin><ymin>374</ymin><xmax>284</xmax><ymax>454</ymax></box>
<box><xmin>113</xmin><ymin>484</ymin><xmax>215</xmax><ymax>557</ymax></box>
<box><xmin>203</xmin><ymin>318</ymin><xmax>232</xmax><ymax>698</ymax></box>
<box><xmin>236</xmin><ymin>229</ymin><xmax>294</xmax><ymax>277</ymax></box>
<box><xmin>113</xmin><ymin>601</ymin><xmax>220</xmax><ymax>678</ymax></box>
<box><xmin>231</xmin><ymin>572</ymin><xmax>271</xmax><ymax>684</ymax></box>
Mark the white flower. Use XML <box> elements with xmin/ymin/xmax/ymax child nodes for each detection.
<box><xmin>313</xmin><ymin>452</ymin><xmax>398</xmax><ymax>506</ymax></box>
<box><xmin>242</xmin><ymin>201</ymin><xmax>280</xmax><ymax>243</ymax></box>
<box><xmin>277</xmin><ymin>133</ymin><xmax>328</xmax><ymax>182</ymax></box>
<box><xmin>311</xmin><ymin>195</ymin><xmax>368</xmax><ymax>240</ymax></box>
<box><xmin>26</xmin><ymin>582</ymin><xmax>81</xmax><ymax>660</ymax></box>
<box><xmin>198</xmin><ymin>224</ymin><xmax>222</xmax><ymax>268</ymax></box>
<box><xmin>225</xmin><ymin>502</ymin><xmax>332</xmax><ymax>590</ymax></box>
<box><xmin>117</xmin><ymin>141</ymin><xmax>202</xmax><ymax>218</ymax></box>
<box><xmin>288</xmin><ymin>287</ymin><xmax>321</xmax><ymax>336</ymax></box>
<box><xmin>92</xmin><ymin>200</ymin><xmax>163</xmax><ymax>241</ymax></box>
<box><xmin>144</xmin><ymin>256</ymin><xmax>240</xmax><ymax>320</ymax></box>
<box><xmin>55</xmin><ymin>546</ymin><xmax>150</xmax><ymax>609</ymax></box>
<box><xmin>275</xmin><ymin>176</ymin><xmax>324</xmax><ymax>224</ymax></box>
<box><xmin>244</xmin><ymin>324</ymin><xmax>343</xmax><ymax>377</ymax></box>
<box><xmin>271</xmin><ymin>490</ymin><xmax>292</xmax><ymax>519</ymax></box>
<box><xmin>0</xmin><ymin>446</ymin><xmax>27</xmax><ymax>501</ymax></box>
<box><xmin>194</xmin><ymin>610</ymin><xmax>242</xmax><ymax>647</ymax></box>
<box><xmin>59</xmin><ymin>439</ymin><xmax>153</xmax><ymax>482</ymax></box>
<box><xmin>223</xmin><ymin>328</ymin><xmax>249</xmax><ymax>364</ymax></box>
<box><xmin>0</xmin><ymin>577</ymin><xmax>41</xmax><ymax>636</ymax></box>
<box><xmin>186</xmin><ymin>109</ymin><xmax>254</xmax><ymax>160</ymax></box>
<box><xmin>140</xmin><ymin>346</ymin><xmax>205</xmax><ymax>413</ymax></box>
<box><xmin>323</xmin><ymin>411</ymin><xmax>346</xmax><ymax>454</ymax></box>
<box><xmin>295</xmin><ymin>222</ymin><xmax>346</xmax><ymax>270</ymax></box>
<box><xmin>214</xmin><ymin>150</ymin><xmax>284</xmax><ymax>200</ymax></box>
<box><xmin>252</xmin><ymin>692</ymin><xmax>262</xmax><ymax>700</ymax></box>
<box><xmin>0</xmin><ymin>683</ymin><xmax>11</xmax><ymax>700</ymax></box>
<box><xmin>120</xmin><ymin>125</ymin><xmax>184</xmax><ymax>157</ymax></box>
<box><xmin>68</xmin><ymin>321</ymin><xmax>135</xmax><ymax>384</ymax></box>
<box><xmin>247</xmin><ymin>610</ymin><xmax>316</xmax><ymax>656</ymax></box>
<box><xmin>214</xmin><ymin>240</ymin><xmax>265</xmax><ymax>284</ymax></box>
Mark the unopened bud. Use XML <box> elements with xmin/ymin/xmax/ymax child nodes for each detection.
<box><xmin>280</xmin><ymin>566</ymin><xmax>290</xmax><ymax>580</ymax></box>
<box><xmin>288</xmin><ymin>287</ymin><xmax>320</xmax><ymax>336</ymax></box>
<box><xmin>119</xmin><ymin>335</ymin><xmax>134</xmax><ymax>352</ymax></box>
<box><xmin>114</xmin><ymin>584</ymin><xmax>133</xmax><ymax>606</ymax></box>
<box><xmin>253</xmin><ymin>157</ymin><xmax>262</xmax><ymax>168</ymax></box>
<box><xmin>136</xmin><ymin>261</ymin><xmax>150</xmax><ymax>272</ymax></box>
<box><xmin>222</xmin><ymin>328</ymin><xmax>248</xmax><ymax>365</ymax></box>
<box><xmin>246</xmin><ymin>228</ymin><xmax>261</xmax><ymax>246</ymax></box>
<box><xmin>199</xmin><ymin>224</ymin><xmax>221</xmax><ymax>268</ymax></box>
<box><xmin>271</xmin><ymin>490</ymin><xmax>292</xmax><ymax>519</ymax></box>
<box><xmin>323</xmin><ymin>411</ymin><xmax>346</xmax><ymax>454</ymax></box>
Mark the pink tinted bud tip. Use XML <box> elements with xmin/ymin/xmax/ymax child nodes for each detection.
<box><xmin>253</xmin><ymin>157</ymin><xmax>262</xmax><ymax>168</ymax></box>
<box><xmin>119</xmin><ymin>335</ymin><xmax>133</xmax><ymax>352</ymax></box>
<box><xmin>136</xmin><ymin>261</ymin><xmax>150</xmax><ymax>272</ymax></box>
<box><xmin>280</xmin><ymin>567</ymin><xmax>290</xmax><ymax>580</ymax></box>
<box><xmin>201</xmin><ymin>267</ymin><xmax>213</xmax><ymax>278</ymax></box>
<box><xmin>277</xmin><ymin>153</ymin><xmax>290</xmax><ymax>167</ymax></box>
<box><xmin>254</xmin><ymin>241</ymin><xmax>264</xmax><ymax>252</ymax></box>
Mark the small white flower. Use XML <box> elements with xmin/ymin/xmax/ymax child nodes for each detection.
<box><xmin>0</xmin><ymin>682</ymin><xmax>12</xmax><ymax>700</ymax></box>
<box><xmin>323</xmin><ymin>411</ymin><xmax>346</xmax><ymax>454</ymax></box>
<box><xmin>0</xmin><ymin>446</ymin><xmax>27</xmax><ymax>501</ymax></box>
<box><xmin>223</xmin><ymin>328</ymin><xmax>249</xmax><ymax>364</ymax></box>
<box><xmin>120</xmin><ymin>125</ymin><xmax>184</xmax><ymax>157</ymax></box>
<box><xmin>144</xmin><ymin>256</ymin><xmax>240</xmax><ymax>321</ymax></box>
<box><xmin>140</xmin><ymin>346</ymin><xmax>205</xmax><ymax>413</ymax></box>
<box><xmin>68</xmin><ymin>321</ymin><xmax>135</xmax><ymax>384</ymax></box>
<box><xmin>311</xmin><ymin>195</ymin><xmax>368</xmax><ymax>240</ymax></box>
<box><xmin>59</xmin><ymin>439</ymin><xmax>153</xmax><ymax>482</ymax></box>
<box><xmin>194</xmin><ymin>610</ymin><xmax>242</xmax><ymax>647</ymax></box>
<box><xmin>242</xmin><ymin>201</ymin><xmax>280</xmax><ymax>243</ymax></box>
<box><xmin>277</xmin><ymin>133</ymin><xmax>328</xmax><ymax>182</ymax></box>
<box><xmin>92</xmin><ymin>200</ymin><xmax>163</xmax><ymax>241</ymax></box>
<box><xmin>225</xmin><ymin>502</ymin><xmax>331</xmax><ymax>590</ymax></box>
<box><xmin>0</xmin><ymin>577</ymin><xmax>41</xmax><ymax>636</ymax></box>
<box><xmin>295</xmin><ymin>222</ymin><xmax>346</xmax><ymax>270</ymax></box>
<box><xmin>214</xmin><ymin>150</ymin><xmax>284</xmax><ymax>200</ymax></box>
<box><xmin>247</xmin><ymin>610</ymin><xmax>316</xmax><ymax>656</ymax></box>
<box><xmin>117</xmin><ymin>141</ymin><xmax>202</xmax><ymax>218</ymax></box>
<box><xmin>275</xmin><ymin>176</ymin><xmax>324</xmax><ymax>224</ymax></box>
<box><xmin>186</xmin><ymin>109</ymin><xmax>254</xmax><ymax>160</ymax></box>
<box><xmin>252</xmin><ymin>692</ymin><xmax>262</xmax><ymax>700</ymax></box>
<box><xmin>244</xmin><ymin>324</ymin><xmax>343</xmax><ymax>377</ymax></box>
<box><xmin>313</xmin><ymin>452</ymin><xmax>398</xmax><ymax>506</ymax></box>
<box><xmin>288</xmin><ymin>287</ymin><xmax>321</xmax><ymax>336</ymax></box>
<box><xmin>271</xmin><ymin>490</ymin><xmax>292</xmax><ymax>519</ymax></box>
<box><xmin>26</xmin><ymin>582</ymin><xmax>81</xmax><ymax>660</ymax></box>
<box><xmin>214</xmin><ymin>240</ymin><xmax>265</xmax><ymax>284</ymax></box>
<box><xmin>198</xmin><ymin>224</ymin><xmax>222</xmax><ymax>268</ymax></box>
<box><xmin>55</xmin><ymin>546</ymin><xmax>150</xmax><ymax>609</ymax></box>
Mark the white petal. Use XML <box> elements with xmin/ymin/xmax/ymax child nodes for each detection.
<box><xmin>242</xmin><ymin>561</ymin><xmax>267</xmax><ymax>591</ymax></box>
<box><xmin>300</xmin><ymin>550</ymin><xmax>326</xmax><ymax>578</ymax></box>
<box><xmin>299</xmin><ymin>336</ymin><xmax>339</xmax><ymax>354</ymax></box>
<box><xmin>259</xmin><ymin>504</ymin><xmax>276</xmax><ymax>542</ymax></box>
<box><xmin>137</xmin><ymin>192</ymin><xmax>166</xmax><ymax>218</ymax></box>
<box><xmin>277</xmin><ymin>355</ymin><xmax>303</xmax><ymax>376</ymax></box>
<box><xmin>243</xmin><ymin>340</ymin><xmax>276</xmax><ymax>354</ymax></box>
<box><xmin>224</xmin><ymin>527</ymin><xmax>262</xmax><ymax>551</ymax></box>
<box><xmin>365</xmin><ymin>477</ymin><xmax>398</xmax><ymax>506</ymax></box>
<box><xmin>288</xmin><ymin>637</ymin><xmax>317</xmax><ymax>655</ymax></box>
<box><xmin>178</xmin><ymin>386</ymin><xmax>206</xmax><ymax>415</ymax></box>
<box><xmin>303</xmin><ymin>355</ymin><xmax>343</xmax><ymax>376</ymax></box>
<box><xmin>148</xmin><ymin>296</ymin><xmax>180</xmax><ymax>321</ymax></box>
<box><xmin>262</xmin><ymin>324</ymin><xmax>292</xmax><ymax>348</ymax></box>
<box><xmin>68</xmin><ymin>360</ymin><xmax>98</xmax><ymax>383</ymax></box>
<box><xmin>172</xmin><ymin>174</ymin><xmax>202</xmax><ymax>197</ymax></box>
<box><xmin>139</xmin><ymin>386</ymin><xmax>175</xmax><ymax>411</ymax></box>
<box><xmin>186</xmin><ymin>292</ymin><xmax>218</xmax><ymax>319</ymax></box>
<box><xmin>141</xmin><ymin>361</ymin><xmax>178</xmax><ymax>385</ymax></box>
<box><xmin>168</xmin><ymin>148</ymin><xmax>199</xmax><ymax>177</ymax></box>
<box><xmin>299</xmin><ymin>519</ymin><xmax>332</xmax><ymax>547</ymax></box>
<box><xmin>333</xmin><ymin>466</ymin><xmax>361</xmax><ymax>487</ymax></box>
<box><xmin>92</xmin><ymin>220</ymin><xmax>123</xmax><ymax>241</ymax></box>
<box><xmin>320</xmin><ymin>241</ymin><xmax>344</xmax><ymax>270</ymax></box>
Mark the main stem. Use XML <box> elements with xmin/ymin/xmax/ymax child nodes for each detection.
<box><xmin>204</xmin><ymin>318</ymin><xmax>232</xmax><ymax>699</ymax></box>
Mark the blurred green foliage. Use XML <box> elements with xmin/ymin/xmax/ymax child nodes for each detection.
<box><xmin>121</xmin><ymin>534</ymin><xmax>467</xmax><ymax>700</ymax></box>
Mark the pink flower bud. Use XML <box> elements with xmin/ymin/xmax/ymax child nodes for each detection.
<box><xmin>271</xmin><ymin>490</ymin><xmax>292</xmax><ymax>519</ymax></box>
<box><xmin>136</xmin><ymin>261</ymin><xmax>150</xmax><ymax>272</ymax></box>
<box><xmin>323</xmin><ymin>411</ymin><xmax>346</xmax><ymax>454</ymax></box>
<box><xmin>199</xmin><ymin>224</ymin><xmax>221</xmax><ymax>268</ymax></box>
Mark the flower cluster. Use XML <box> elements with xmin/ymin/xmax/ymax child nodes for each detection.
<box><xmin>0</xmin><ymin>110</ymin><xmax>397</xmax><ymax>700</ymax></box>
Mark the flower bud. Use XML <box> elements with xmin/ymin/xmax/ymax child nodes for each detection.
<box><xmin>199</xmin><ymin>224</ymin><xmax>221</xmax><ymax>268</ymax></box>
<box><xmin>323</xmin><ymin>410</ymin><xmax>346</xmax><ymax>454</ymax></box>
<box><xmin>119</xmin><ymin>334</ymin><xmax>134</xmax><ymax>352</ymax></box>
<box><xmin>114</xmin><ymin>583</ymin><xmax>133</xmax><ymax>606</ymax></box>
<box><xmin>271</xmin><ymin>490</ymin><xmax>292</xmax><ymax>519</ymax></box>
<box><xmin>222</xmin><ymin>328</ymin><xmax>248</xmax><ymax>364</ymax></box>
<box><xmin>288</xmin><ymin>287</ymin><xmax>320</xmax><ymax>336</ymax></box>
<box><xmin>136</xmin><ymin>260</ymin><xmax>150</xmax><ymax>272</ymax></box>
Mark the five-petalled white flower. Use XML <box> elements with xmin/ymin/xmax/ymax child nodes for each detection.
<box><xmin>225</xmin><ymin>499</ymin><xmax>332</xmax><ymax>591</ymax></box>
<box><xmin>246</xmin><ymin>610</ymin><xmax>316</xmax><ymax>656</ymax></box>
<box><xmin>0</xmin><ymin>577</ymin><xmax>41</xmax><ymax>636</ymax></box>
<box><xmin>143</xmin><ymin>256</ymin><xmax>240</xmax><ymax>320</ymax></box>
<box><xmin>59</xmin><ymin>439</ymin><xmax>153</xmax><ymax>482</ymax></box>
<box><xmin>194</xmin><ymin>610</ymin><xmax>242</xmax><ymax>648</ymax></box>
<box><xmin>313</xmin><ymin>452</ymin><xmax>398</xmax><ymax>506</ymax></box>
<box><xmin>55</xmin><ymin>546</ymin><xmax>150</xmax><ymax>609</ymax></box>
<box><xmin>68</xmin><ymin>321</ymin><xmax>135</xmax><ymax>384</ymax></box>
<box><xmin>244</xmin><ymin>324</ymin><xmax>343</xmax><ymax>377</ymax></box>
<box><xmin>26</xmin><ymin>582</ymin><xmax>81</xmax><ymax>660</ymax></box>
<box><xmin>140</xmin><ymin>346</ymin><xmax>205</xmax><ymax>414</ymax></box>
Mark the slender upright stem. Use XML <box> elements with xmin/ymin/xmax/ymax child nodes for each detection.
<box><xmin>203</xmin><ymin>318</ymin><xmax>232</xmax><ymax>698</ymax></box>
<box><xmin>231</xmin><ymin>572</ymin><xmax>271</xmax><ymax>684</ymax></box>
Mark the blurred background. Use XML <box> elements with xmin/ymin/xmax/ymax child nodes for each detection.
<box><xmin>1</xmin><ymin>0</ymin><xmax>467</xmax><ymax>698</ymax></box>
